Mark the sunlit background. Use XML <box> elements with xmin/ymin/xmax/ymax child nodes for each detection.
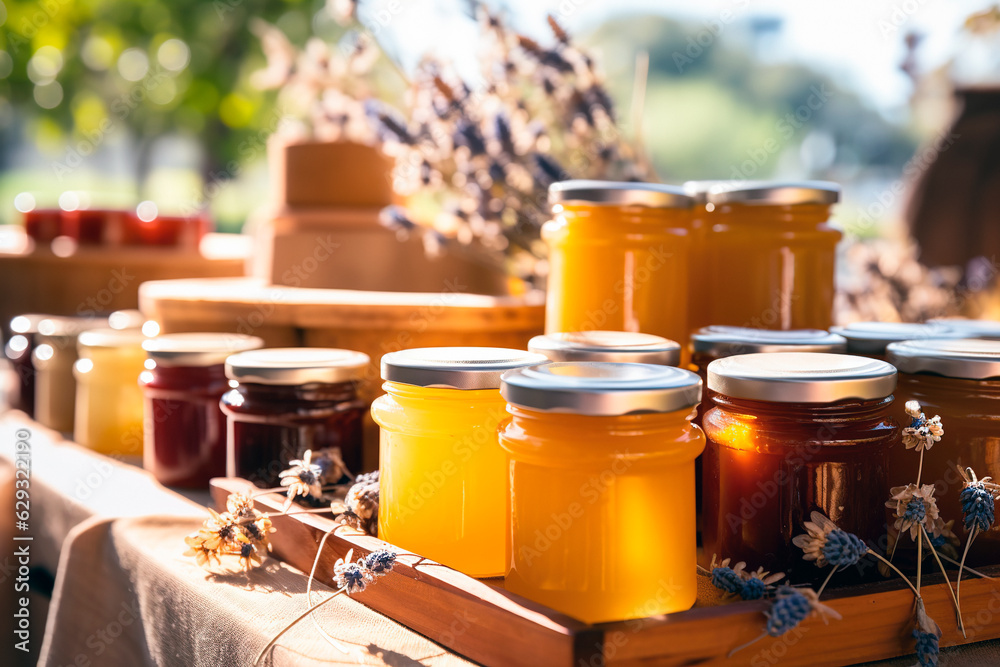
<box><xmin>0</xmin><ymin>0</ymin><xmax>996</xmax><ymax>235</ymax></box>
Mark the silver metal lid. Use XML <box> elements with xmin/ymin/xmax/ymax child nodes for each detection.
<box><xmin>692</xmin><ymin>326</ymin><xmax>847</xmax><ymax>358</ymax></box>
<box><xmin>830</xmin><ymin>322</ymin><xmax>965</xmax><ymax>355</ymax></box>
<box><xmin>108</xmin><ymin>309</ymin><xmax>146</xmax><ymax>331</ymax></box>
<box><xmin>381</xmin><ymin>347</ymin><xmax>548</xmax><ymax>390</ymax></box>
<box><xmin>707</xmin><ymin>353</ymin><xmax>897</xmax><ymax>403</ymax></box>
<box><xmin>529</xmin><ymin>331</ymin><xmax>681</xmax><ymax>366</ymax></box>
<box><xmin>77</xmin><ymin>328</ymin><xmax>148</xmax><ymax>349</ymax></box>
<box><xmin>682</xmin><ymin>180</ymin><xmax>736</xmax><ymax>205</ymax></box>
<box><xmin>887</xmin><ymin>339</ymin><xmax>1000</xmax><ymax>380</ymax></box>
<box><xmin>928</xmin><ymin>318</ymin><xmax>1000</xmax><ymax>340</ymax></box>
<box><xmin>226</xmin><ymin>348</ymin><xmax>370</xmax><ymax>385</ymax></box>
<box><xmin>36</xmin><ymin>316</ymin><xmax>103</xmax><ymax>339</ymax></box>
<box><xmin>143</xmin><ymin>333</ymin><xmax>265</xmax><ymax>367</ymax></box>
<box><xmin>549</xmin><ymin>180</ymin><xmax>693</xmax><ymax>208</ymax></box>
<box><xmin>501</xmin><ymin>362</ymin><xmax>702</xmax><ymax>416</ymax></box>
<box><xmin>706</xmin><ymin>181</ymin><xmax>840</xmax><ymax>206</ymax></box>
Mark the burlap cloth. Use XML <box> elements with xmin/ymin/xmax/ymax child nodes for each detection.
<box><xmin>0</xmin><ymin>413</ymin><xmax>468</xmax><ymax>666</ymax></box>
<box><xmin>1</xmin><ymin>411</ymin><xmax>998</xmax><ymax>666</ymax></box>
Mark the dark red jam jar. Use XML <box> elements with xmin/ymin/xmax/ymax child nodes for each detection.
<box><xmin>4</xmin><ymin>314</ymin><xmax>49</xmax><ymax>417</ymax></box>
<box><xmin>140</xmin><ymin>333</ymin><xmax>264</xmax><ymax>488</ymax></box>
<box><xmin>701</xmin><ymin>352</ymin><xmax>899</xmax><ymax>581</ymax></box>
<box><xmin>221</xmin><ymin>348</ymin><xmax>370</xmax><ymax>488</ymax></box>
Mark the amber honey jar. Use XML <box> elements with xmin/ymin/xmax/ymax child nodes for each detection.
<box><xmin>528</xmin><ymin>330</ymin><xmax>680</xmax><ymax>365</ymax></box>
<box><xmin>701</xmin><ymin>352</ymin><xmax>899</xmax><ymax>579</ymax></box>
<box><xmin>500</xmin><ymin>362</ymin><xmax>704</xmax><ymax>623</ymax></box>
<box><xmin>830</xmin><ymin>321</ymin><xmax>964</xmax><ymax>359</ymax></box>
<box><xmin>887</xmin><ymin>338</ymin><xmax>1000</xmax><ymax>562</ymax></box>
<box><xmin>701</xmin><ymin>182</ymin><xmax>841</xmax><ymax>331</ymax></box>
<box><xmin>221</xmin><ymin>348</ymin><xmax>369</xmax><ymax>488</ymax></box>
<box><xmin>542</xmin><ymin>180</ymin><xmax>695</xmax><ymax>357</ymax></box>
<box><xmin>31</xmin><ymin>316</ymin><xmax>101</xmax><ymax>433</ymax></box>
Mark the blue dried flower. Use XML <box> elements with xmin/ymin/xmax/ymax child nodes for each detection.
<box><xmin>913</xmin><ymin>629</ymin><xmax>939</xmax><ymax>667</ymax></box>
<box><xmin>821</xmin><ymin>529</ymin><xmax>868</xmax><ymax>567</ymax></box>
<box><xmin>766</xmin><ymin>587</ymin><xmax>812</xmax><ymax>636</ymax></box>
<box><xmin>338</xmin><ymin>563</ymin><xmax>368</xmax><ymax>593</ymax></box>
<box><xmin>711</xmin><ymin>567</ymin><xmax>744</xmax><ymax>595</ymax></box>
<box><xmin>740</xmin><ymin>577</ymin><xmax>766</xmax><ymax>600</ymax></box>
<box><xmin>904</xmin><ymin>497</ymin><xmax>927</xmax><ymax>524</ymax></box>
<box><xmin>365</xmin><ymin>550</ymin><xmax>397</xmax><ymax>575</ymax></box>
<box><xmin>961</xmin><ymin>483</ymin><xmax>996</xmax><ymax>532</ymax></box>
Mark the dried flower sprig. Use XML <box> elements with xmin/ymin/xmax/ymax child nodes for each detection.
<box><xmin>913</xmin><ymin>598</ymin><xmax>943</xmax><ymax>667</ymax></box>
<box><xmin>279</xmin><ymin>448</ymin><xmax>353</xmax><ymax>510</ymax></box>
<box><xmin>255</xmin><ymin>545</ymin><xmax>398</xmax><ymax>665</ymax></box>
<box><xmin>955</xmin><ymin>467</ymin><xmax>1000</xmax><ymax>636</ymax></box>
<box><xmin>727</xmin><ymin>585</ymin><xmax>841</xmax><ymax>656</ymax></box>
<box><xmin>902</xmin><ymin>400</ymin><xmax>944</xmax><ymax>455</ymax></box>
<box><xmin>183</xmin><ymin>494</ymin><xmax>276</xmax><ymax>572</ymax></box>
<box><xmin>699</xmin><ymin>555</ymin><xmax>784</xmax><ymax>601</ymax></box>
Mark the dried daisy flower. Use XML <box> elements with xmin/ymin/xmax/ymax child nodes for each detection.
<box><xmin>235</xmin><ymin>533</ymin><xmax>264</xmax><ymax>572</ymax></box>
<box><xmin>227</xmin><ymin>492</ymin><xmax>257</xmax><ymax>521</ymax></box>
<box><xmin>902</xmin><ymin>401</ymin><xmax>944</xmax><ymax>452</ymax></box>
<box><xmin>343</xmin><ymin>470</ymin><xmax>379</xmax><ymax>536</ymax></box>
<box><xmin>792</xmin><ymin>511</ymin><xmax>869</xmax><ymax>569</ymax></box>
<box><xmin>184</xmin><ymin>494</ymin><xmax>275</xmax><ymax>572</ymax></box>
<box><xmin>886</xmin><ymin>483</ymin><xmax>940</xmax><ymax>541</ymax></box>
<box><xmin>332</xmin><ymin>548</ymin><xmax>375</xmax><ymax>593</ymax></box>
<box><xmin>280</xmin><ymin>450</ymin><xmax>326</xmax><ymax>507</ymax></box>
<box><xmin>704</xmin><ymin>555</ymin><xmax>783</xmax><ymax>601</ymax></box>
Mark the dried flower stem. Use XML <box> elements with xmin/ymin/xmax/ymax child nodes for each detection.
<box><xmin>816</xmin><ymin>566</ymin><xmax>840</xmax><ymax>599</ymax></box>
<box><xmin>727</xmin><ymin>631</ymin><xmax>768</xmax><ymax>657</ymax></box>
<box><xmin>956</xmin><ymin>525</ymin><xmax>978</xmax><ymax>636</ymax></box>
<box><xmin>306</xmin><ymin>527</ymin><xmax>350</xmax><ymax>654</ymax></box>
<box><xmin>916</xmin><ymin>449</ymin><xmax>925</xmax><ymax>489</ymax></box>
<box><xmin>251</xmin><ymin>484</ymin><xmax>345</xmax><ymax>499</ymax></box>
<box><xmin>866</xmin><ymin>550</ymin><xmax>921</xmax><ymax>598</ymax></box>
<box><xmin>253</xmin><ymin>585</ymin><xmax>349</xmax><ymax>666</ymax></box>
<box><xmin>920</xmin><ymin>524</ymin><xmax>964</xmax><ymax>637</ymax></box>
<box><xmin>232</xmin><ymin>507</ymin><xmax>334</xmax><ymax>527</ymax></box>
<box><xmin>938</xmin><ymin>552</ymin><xmax>992</xmax><ymax>579</ymax></box>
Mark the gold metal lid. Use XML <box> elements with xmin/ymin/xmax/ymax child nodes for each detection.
<box><xmin>381</xmin><ymin>347</ymin><xmax>548</xmax><ymax>390</ymax></box>
<box><xmin>692</xmin><ymin>326</ymin><xmax>847</xmax><ymax>358</ymax></box>
<box><xmin>501</xmin><ymin>362</ymin><xmax>702</xmax><ymax>416</ymax></box>
<box><xmin>707</xmin><ymin>352</ymin><xmax>897</xmax><ymax>403</ymax></box>
<box><xmin>549</xmin><ymin>180</ymin><xmax>693</xmax><ymax>208</ymax></box>
<box><xmin>529</xmin><ymin>331</ymin><xmax>681</xmax><ymax>366</ymax></box>
<box><xmin>226</xmin><ymin>348</ymin><xmax>370</xmax><ymax>385</ymax></box>
<box><xmin>77</xmin><ymin>328</ymin><xmax>148</xmax><ymax>349</ymax></box>
<box><xmin>928</xmin><ymin>318</ymin><xmax>1000</xmax><ymax>340</ymax></box>
<box><xmin>706</xmin><ymin>181</ymin><xmax>840</xmax><ymax>206</ymax></box>
<box><xmin>830</xmin><ymin>322</ymin><xmax>965</xmax><ymax>355</ymax></box>
<box><xmin>887</xmin><ymin>339</ymin><xmax>1000</xmax><ymax>380</ymax></box>
<box><xmin>143</xmin><ymin>333</ymin><xmax>265</xmax><ymax>367</ymax></box>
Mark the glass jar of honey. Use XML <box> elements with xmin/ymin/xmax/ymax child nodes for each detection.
<box><xmin>74</xmin><ymin>328</ymin><xmax>148</xmax><ymax>460</ymax></box>
<box><xmin>140</xmin><ymin>333</ymin><xmax>264</xmax><ymax>487</ymax></box>
<box><xmin>31</xmin><ymin>316</ymin><xmax>100</xmax><ymax>433</ymax></box>
<box><xmin>221</xmin><ymin>348</ymin><xmax>369</xmax><ymax>489</ymax></box>
<box><xmin>830</xmin><ymin>321</ymin><xmax>965</xmax><ymax>359</ymax></box>
<box><xmin>372</xmin><ymin>347</ymin><xmax>547</xmax><ymax>578</ymax></box>
<box><xmin>528</xmin><ymin>330</ymin><xmax>680</xmax><ymax>366</ymax></box>
<box><xmin>683</xmin><ymin>181</ymin><xmax>728</xmax><ymax>336</ymax></box>
<box><xmin>5</xmin><ymin>314</ymin><xmax>49</xmax><ymax>417</ymax></box>
<box><xmin>887</xmin><ymin>338</ymin><xmax>1000</xmax><ymax>562</ymax></box>
<box><xmin>499</xmin><ymin>362</ymin><xmax>704</xmax><ymax>623</ymax></box>
<box><xmin>542</xmin><ymin>181</ymin><xmax>694</xmax><ymax>357</ymax></box>
<box><xmin>702</xmin><ymin>352</ymin><xmax>898</xmax><ymax>580</ymax></box>
<box><xmin>702</xmin><ymin>182</ymin><xmax>841</xmax><ymax>331</ymax></box>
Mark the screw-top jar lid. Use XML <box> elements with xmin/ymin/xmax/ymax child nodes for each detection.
<box><xmin>707</xmin><ymin>353</ymin><xmax>897</xmax><ymax>403</ymax></box>
<box><xmin>887</xmin><ymin>339</ymin><xmax>1000</xmax><ymax>380</ymax></box>
<box><xmin>143</xmin><ymin>333</ymin><xmax>265</xmax><ymax>367</ymax></box>
<box><xmin>381</xmin><ymin>347</ymin><xmax>548</xmax><ymax>390</ymax></box>
<box><xmin>830</xmin><ymin>322</ymin><xmax>965</xmax><ymax>355</ymax></box>
<box><xmin>108</xmin><ymin>309</ymin><xmax>146</xmax><ymax>331</ymax></box>
<box><xmin>706</xmin><ymin>181</ymin><xmax>840</xmax><ymax>206</ymax></box>
<box><xmin>78</xmin><ymin>328</ymin><xmax>149</xmax><ymax>349</ymax></box>
<box><xmin>549</xmin><ymin>180</ymin><xmax>693</xmax><ymax>208</ymax></box>
<box><xmin>10</xmin><ymin>313</ymin><xmax>50</xmax><ymax>335</ymax></box>
<box><xmin>529</xmin><ymin>331</ymin><xmax>681</xmax><ymax>366</ymax></box>
<box><xmin>692</xmin><ymin>326</ymin><xmax>847</xmax><ymax>358</ymax></box>
<box><xmin>501</xmin><ymin>362</ymin><xmax>702</xmax><ymax>416</ymax></box>
<box><xmin>36</xmin><ymin>316</ymin><xmax>102</xmax><ymax>338</ymax></box>
<box><xmin>928</xmin><ymin>318</ymin><xmax>1000</xmax><ymax>340</ymax></box>
<box><xmin>226</xmin><ymin>348</ymin><xmax>370</xmax><ymax>385</ymax></box>
<box><xmin>682</xmin><ymin>180</ymin><xmax>735</xmax><ymax>205</ymax></box>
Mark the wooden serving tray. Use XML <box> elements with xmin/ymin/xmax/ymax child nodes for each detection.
<box><xmin>210</xmin><ymin>478</ymin><xmax>1000</xmax><ymax>666</ymax></box>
